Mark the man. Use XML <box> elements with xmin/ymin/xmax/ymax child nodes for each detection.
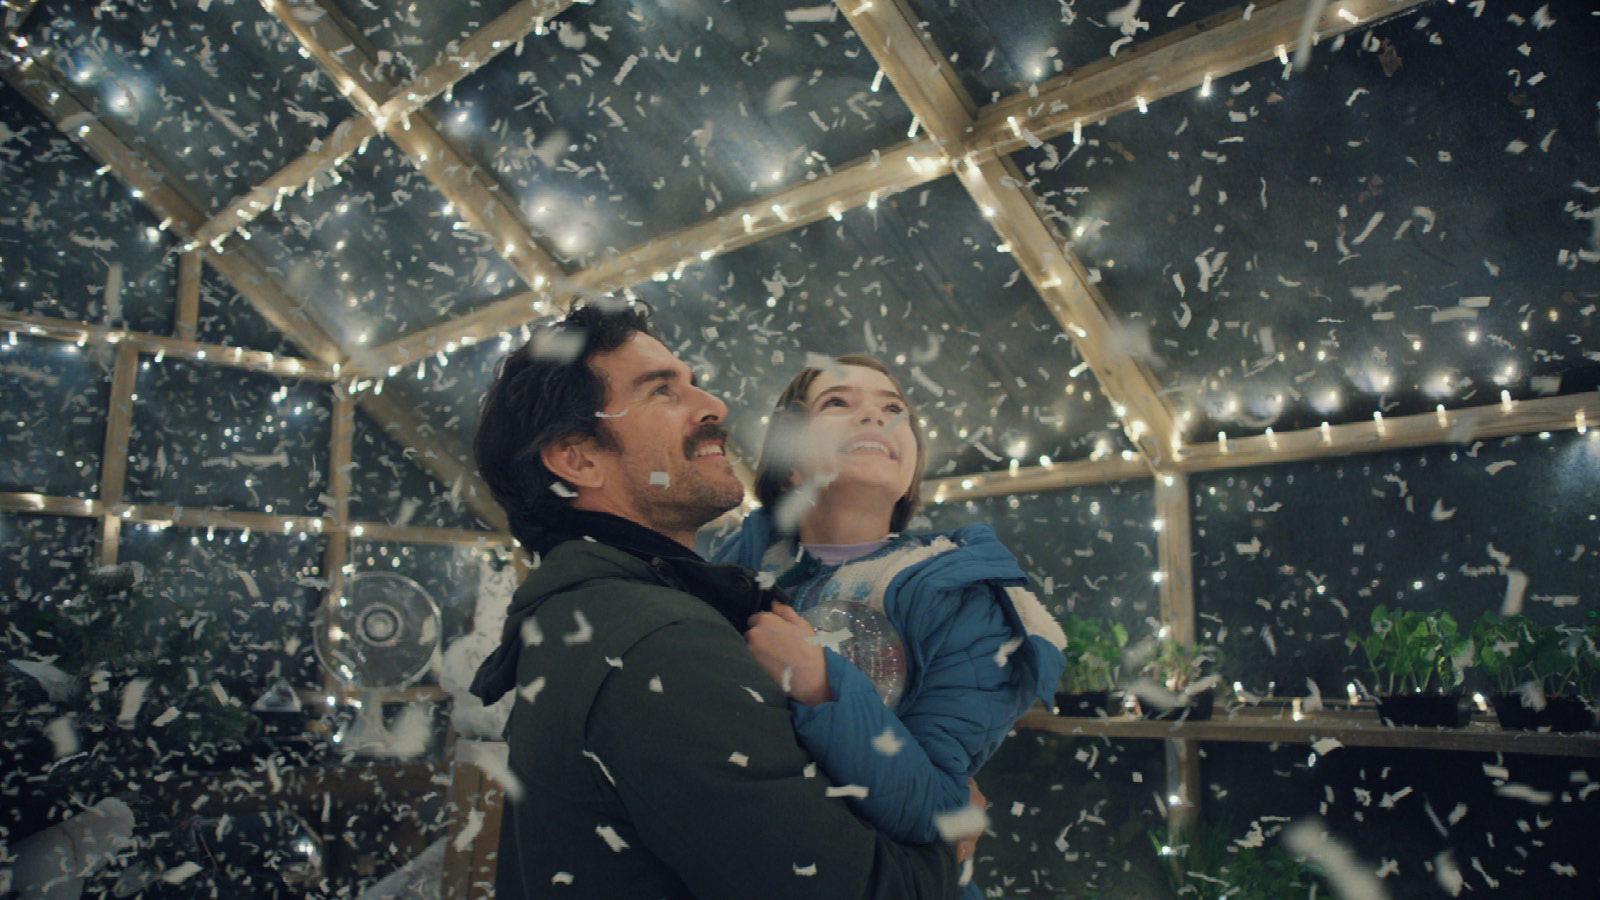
<box><xmin>469</xmin><ymin>301</ymin><xmax>970</xmax><ymax>899</ymax></box>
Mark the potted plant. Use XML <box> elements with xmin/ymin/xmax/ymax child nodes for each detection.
<box><xmin>1472</xmin><ymin>614</ymin><xmax>1597</xmax><ymax>733</ymax></box>
<box><xmin>1350</xmin><ymin>604</ymin><xmax>1471</xmax><ymax>727</ymax></box>
<box><xmin>1054</xmin><ymin>615</ymin><xmax>1128</xmax><ymax>717</ymax></box>
<box><xmin>1138</xmin><ymin>637</ymin><xmax>1217</xmax><ymax>721</ymax></box>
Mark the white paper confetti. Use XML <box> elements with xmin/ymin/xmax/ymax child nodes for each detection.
<box><xmin>1283</xmin><ymin>820</ymin><xmax>1391</xmax><ymax>900</ymax></box>
<box><xmin>871</xmin><ymin>727</ymin><xmax>904</xmax><ymax>756</ymax></box>
<box><xmin>519</xmin><ymin>676</ymin><xmax>547</xmax><ymax>703</ymax></box>
<box><xmin>452</xmin><ymin>809</ymin><xmax>485</xmax><ymax>851</ymax></box>
<box><xmin>1495</xmin><ymin>783</ymin><xmax>1554</xmax><ymax>805</ymax></box>
<box><xmin>934</xmin><ymin>804</ymin><xmax>990</xmax><ymax>842</ymax></box>
<box><xmin>161</xmin><ymin>862</ymin><xmax>204</xmax><ymax>884</ymax></box>
<box><xmin>563</xmin><ymin>610</ymin><xmax>594</xmax><ymax>645</ymax></box>
<box><xmin>46</xmin><ymin>715</ymin><xmax>78</xmax><ymax>758</ymax></box>
<box><xmin>596</xmin><ymin>825</ymin><xmax>630</xmax><ymax>852</ymax></box>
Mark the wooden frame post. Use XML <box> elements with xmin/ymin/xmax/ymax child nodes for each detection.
<box><xmin>96</xmin><ymin>341</ymin><xmax>138</xmax><ymax>566</ymax></box>
<box><xmin>174</xmin><ymin>250</ymin><xmax>202</xmax><ymax>343</ymax></box>
<box><xmin>1155</xmin><ymin>471</ymin><xmax>1201</xmax><ymax>844</ymax></box>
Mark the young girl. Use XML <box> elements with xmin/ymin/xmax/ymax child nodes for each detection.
<box><xmin>713</xmin><ymin>354</ymin><xmax>1067</xmax><ymax>894</ymax></box>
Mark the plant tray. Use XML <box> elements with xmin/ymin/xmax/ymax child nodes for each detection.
<box><xmin>1490</xmin><ymin>695</ymin><xmax>1596</xmax><ymax>733</ymax></box>
<box><xmin>1377</xmin><ymin>693</ymin><xmax>1468</xmax><ymax>728</ymax></box>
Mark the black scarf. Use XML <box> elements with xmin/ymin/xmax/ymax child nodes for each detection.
<box><xmin>530</xmin><ymin>510</ymin><xmax>781</xmax><ymax>635</ymax></box>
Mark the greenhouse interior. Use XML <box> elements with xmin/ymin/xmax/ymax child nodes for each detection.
<box><xmin>2</xmin><ymin>0</ymin><xmax>1598</xmax><ymax>897</ymax></box>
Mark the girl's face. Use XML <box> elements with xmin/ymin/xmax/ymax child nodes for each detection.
<box><xmin>794</xmin><ymin>364</ymin><xmax>918</xmax><ymax>500</ymax></box>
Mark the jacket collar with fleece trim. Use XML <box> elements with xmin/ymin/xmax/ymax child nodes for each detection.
<box><xmin>712</xmin><ymin>508</ymin><xmax>1067</xmax><ymax>705</ymax></box>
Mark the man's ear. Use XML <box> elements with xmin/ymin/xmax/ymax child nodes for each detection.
<box><xmin>541</xmin><ymin>434</ymin><xmax>607</xmax><ymax>491</ymax></box>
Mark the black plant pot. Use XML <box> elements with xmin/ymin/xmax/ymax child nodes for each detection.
<box><xmin>1054</xmin><ymin>690</ymin><xmax>1114</xmax><ymax>718</ymax></box>
<box><xmin>1491</xmin><ymin>695</ymin><xmax>1596</xmax><ymax>733</ymax></box>
<box><xmin>1376</xmin><ymin>693</ymin><xmax>1468</xmax><ymax>728</ymax></box>
<box><xmin>1141</xmin><ymin>689</ymin><xmax>1214</xmax><ymax>722</ymax></box>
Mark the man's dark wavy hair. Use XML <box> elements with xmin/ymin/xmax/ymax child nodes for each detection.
<box><xmin>475</xmin><ymin>301</ymin><xmax>656</xmax><ymax>549</ymax></box>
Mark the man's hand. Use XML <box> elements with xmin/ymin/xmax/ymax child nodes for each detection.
<box><xmin>953</xmin><ymin>779</ymin><xmax>987</xmax><ymax>864</ymax></box>
<box><xmin>745</xmin><ymin>604</ymin><xmax>831</xmax><ymax>707</ymax></box>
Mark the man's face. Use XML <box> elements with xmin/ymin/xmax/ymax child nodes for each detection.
<box><xmin>582</xmin><ymin>333</ymin><xmax>745</xmax><ymax>539</ymax></box>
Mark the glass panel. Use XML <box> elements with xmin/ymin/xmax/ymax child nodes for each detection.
<box><xmin>326</xmin><ymin>0</ymin><xmax>525</xmax><ymax>83</ymax></box>
<box><xmin>245</xmin><ymin>140</ymin><xmax>523</xmax><ymax>349</ymax></box>
<box><xmin>1013</xmin><ymin>1</ymin><xmax>1600</xmax><ymax>442</ymax></box>
<box><xmin>1192</xmin><ymin>430</ymin><xmax>1600</xmax><ymax>698</ymax></box>
<box><xmin>979</xmin><ymin>733</ymin><xmax>1168</xmax><ymax>896</ymax></box>
<box><xmin>0</xmin><ymin>89</ymin><xmax>177</xmax><ymax>332</ymax></box>
<box><xmin>633</xmin><ymin>174</ymin><xmax>1132</xmax><ymax>477</ymax></box>
<box><xmin>379</xmin><ymin>336</ymin><xmax>507</xmax><ymax>457</ymax></box>
<box><xmin>1204</xmin><ymin>743</ymin><xmax>1600</xmax><ymax>898</ymax></box>
<box><xmin>194</xmin><ymin>268</ymin><xmax>306</xmax><ymax>358</ymax></box>
<box><xmin>1</xmin><ymin>513</ymin><xmax>107</xmax><ymax>862</ymax></box>
<box><xmin>919</xmin><ymin>481</ymin><xmax>1160</xmax><ymax>641</ymax></box>
<box><xmin>0</xmin><ymin>512</ymin><xmax>100</xmax><ymax>612</ymax></box>
<box><xmin>125</xmin><ymin>359</ymin><xmax>332</xmax><ymax>514</ymax></box>
<box><xmin>437</xmin><ymin>0</ymin><xmax>914</xmax><ymax>265</ymax></box>
<box><xmin>118</xmin><ymin>522</ymin><xmax>324</xmax><ymax>685</ymax></box>
<box><xmin>0</xmin><ymin>335</ymin><xmax>108</xmax><ymax>498</ymax></box>
<box><xmin>21</xmin><ymin>0</ymin><xmax>352</xmax><ymax>214</ymax></box>
<box><xmin>348</xmin><ymin>406</ymin><xmax>490</xmax><ymax>531</ymax></box>
<box><xmin>906</xmin><ymin>0</ymin><xmax>1240</xmax><ymax>105</ymax></box>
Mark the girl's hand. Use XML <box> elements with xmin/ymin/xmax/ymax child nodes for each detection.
<box><xmin>745</xmin><ymin>604</ymin><xmax>832</xmax><ymax>707</ymax></box>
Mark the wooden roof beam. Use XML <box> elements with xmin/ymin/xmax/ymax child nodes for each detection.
<box><xmin>373</xmin><ymin>0</ymin><xmax>575</xmax><ymax>126</ymax></box>
<box><xmin>264</xmin><ymin>0</ymin><xmax>563</xmax><ymax>296</ymax></box>
<box><xmin>842</xmin><ymin>0</ymin><xmax>1177</xmax><ymax>468</ymax></box>
<box><xmin>920</xmin><ymin>391</ymin><xmax>1600</xmax><ymax>503</ymax></box>
<box><xmin>4</xmin><ymin>58</ymin><xmax>508</xmax><ymax>538</ymax></box>
<box><xmin>958</xmin><ymin>156</ymin><xmax>1179</xmax><ymax>464</ymax></box>
<box><xmin>2</xmin><ymin>60</ymin><xmax>349</xmax><ymax>365</ymax></box>
<box><xmin>0</xmin><ymin>310</ymin><xmax>336</xmax><ymax>380</ymax></box>
<box><xmin>924</xmin><ymin>454</ymin><xmax>1151</xmax><ymax>504</ymax></box>
<box><xmin>1</xmin><ymin>0</ymin><xmax>40</xmax><ymax>40</ymax></box>
<box><xmin>324</xmin><ymin>0</ymin><xmax>1428</xmax><ymax>374</ymax></box>
<box><xmin>190</xmin><ymin>115</ymin><xmax>377</xmax><ymax>251</ymax></box>
<box><xmin>192</xmin><ymin>0</ymin><xmax>573</xmax><ymax>260</ymax></box>
<box><xmin>835</xmin><ymin>0</ymin><xmax>973</xmax><ymax>151</ymax></box>
<box><xmin>1176</xmin><ymin>391</ymin><xmax>1600</xmax><ymax>474</ymax></box>
<box><xmin>971</xmin><ymin>0</ymin><xmax>1431</xmax><ymax>157</ymax></box>
<box><xmin>356</xmin><ymin>389</ymin><xmax>508</xmax><ymax>533</ymax></box>
<box><xmin>365</xmin><ymin>138</ymin><xmax>952</xmax><ymax>371</ymax></box>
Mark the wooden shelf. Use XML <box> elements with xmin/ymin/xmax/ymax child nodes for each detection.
<box><xmin>1016</xmin><ymin>706</ymin><xmax>1600</xmax><ymax>758</ymax></box>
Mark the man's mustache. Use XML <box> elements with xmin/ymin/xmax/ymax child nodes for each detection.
<box><xmin>683</xmin><ymin>423</ymin><xmax>730</xmax><ymax>459</ymax></box>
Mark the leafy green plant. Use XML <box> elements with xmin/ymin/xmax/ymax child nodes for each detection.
<box><xmin>1577</xmin><ymin>625</ymin><xmax>1600</xmax><ymax>698</ymax></box>
<box><xmin>1058</xmin><ymin>615</ymin><xmax>1129</xmax><ymax>693</ymax></box>
<box><xmin>1144</xmin><ymin>637</ymin><xmax>1215</xmax><ymax>694</ymax></box>
<box><xmin>1475</xmin><ymin>613</ymin><xmax>1599</xmax><ymax>698</ymax></box>
<box><xmin>1150</xmin><ymin>822</ymin><xmax>1328</xmax><ymax>900</ymax></box>
<box><xmin>19</xmin><ymin>562</ymin><xmax>259</xmax><ymax>748</ymax></box>
<box><xmin>1350</xmin><ymin>604</ymin><xmax>1470</xmax><ymax>695</ymax></box>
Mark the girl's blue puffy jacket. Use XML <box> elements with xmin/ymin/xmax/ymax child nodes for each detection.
<box><xmin>713</xmin><ymin>508</ymin><xmax>1068</xmax><ymax>846</ymax></box>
